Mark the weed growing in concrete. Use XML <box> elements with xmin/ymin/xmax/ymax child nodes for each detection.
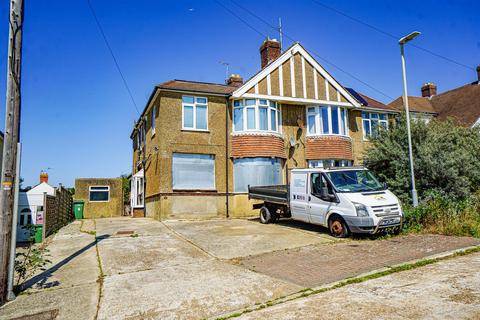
<box><xmin>14</xmin><ymin>224</ymin><xmax>52</xmax><ymax>292</ymax></box>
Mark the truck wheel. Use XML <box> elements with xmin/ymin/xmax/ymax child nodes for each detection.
<box><xmin>259</xmin><ymin>206</ymin><xmax>272</xmax><ymax>224</ymax></box>
<box><xmin>328</xmin><ymin>216</ymin><xmax>350</xmax><ymax>238</ymax></box>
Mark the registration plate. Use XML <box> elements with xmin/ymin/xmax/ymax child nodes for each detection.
<box><xmin>379</xmin><ymin>217</ymin><xmax>401</xmax><ymax>226</ymax></box>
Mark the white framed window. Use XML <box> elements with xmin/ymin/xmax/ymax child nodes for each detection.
<box><xmin>306</xmin><ymin>106</ymin><xmax>348</xmax><ymax>136</ymax></box>
<box><xmin>172</xmin><ymin>153</ymin><xmax>215</xmax><ymax>190</ymax></box>
<box><xmin>308</xmin><ymin>159</ymin><xmax>352</xmax><ymax>168</ymax></box>
<box><xmin>151</xmin><ymin>104</ymin><xmax>157</xmax><ymax>136</ymax></box>
<box><xmin>233</xmin><ymin>99</ymin><xmax>280</xmax><ymax>133</ymax></box>
<box><xmin>362</xmin><ymin>112</ymin><xmax>388</xmax><ymax>139</ymax></box>
<box><xmin>234</xmin><ymin>157</ymin><xmax>282</xmax><ymax>192</ymax></box>
<box><xmin>182</xmin><ymin>96</ymin><xmax>208</xmax><ymax>131</ymax></box>
<box><xmin>131</xmin><ymin>171</ymin><xmax>144</xmax><ymax>208</ymax></box>
<box><xmin>89</xmin><ymin>186</ymin><xmax>110</xmax><ymax>202</ymax></box>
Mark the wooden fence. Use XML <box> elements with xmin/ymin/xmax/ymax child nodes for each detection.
<box><xmin>44</xmin><ymin>186</ymin><xmax>74</xmax><ymax>238</ymax></box>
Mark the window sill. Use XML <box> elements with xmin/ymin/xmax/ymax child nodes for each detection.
<box><xmin>231</xmin><ymin>131</ymin><xmax>282</xmax><ymax>138</ymax></box>
<box><xmin>172</xmin><ymin>189</ymin><xmax>217</xmax><ymax>193</ymax></box>
<box><xmin>306</xmin><ymin>134</ymin><xmax>351</xmax><ymax>139</ymax></box>
<box><xmin>181</xmin><ymin>129</ymin><xmax>210</xmax><ymax>133</ymax></box>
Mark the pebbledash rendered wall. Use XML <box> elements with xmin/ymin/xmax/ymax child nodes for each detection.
<box><xmin>74</xmin><ymin>178</ymin><xmax>123</xmax><ymax>218</ymax></box>
<box><xmin>135</xmin><ymin>90</ymin><xmax>371</xmax><ymax>220</ymax></box>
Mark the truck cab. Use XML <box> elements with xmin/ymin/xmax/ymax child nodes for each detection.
<box><xmin>249</xmin><ymin>167</ymin><xmax>403</xmax><ymax>238</ymax></box>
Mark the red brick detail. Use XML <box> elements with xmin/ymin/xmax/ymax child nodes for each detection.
<box><xmin>231</xmin><ymin>135</ymin><xmax>285</xmax><ymax>159</ymax></box>
<box><xmin>132</xmin><ymin>208</ymin><xmax>144</xmax><ymax>218</ymax></box>
<box><xmin>305</xmin><ymin>136</ymin><xmax>353</xmax><ymax>160</ymax></box>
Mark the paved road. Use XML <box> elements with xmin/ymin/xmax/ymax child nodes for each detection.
<box><xmin>237</xmin><ymin>252</ymin><xmax>480</xmax><ymax>320</ymax></box>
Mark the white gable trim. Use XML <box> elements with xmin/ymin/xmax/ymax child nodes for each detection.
<box><xmin>241</xmin><ymin>93</ymin><xmax>354</xmax><ymax>107</ymax></box>
<box><xmin>233</xmin><ymin>43</ymin><xmax>361</xmax><ymax>107</ymax></box>
<box><xmin>290</xmin><ymin>56</ymin><xmax>295</xmax><ymax>97</ymax></box>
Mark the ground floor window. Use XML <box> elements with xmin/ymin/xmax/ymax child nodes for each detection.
<box><xmin>308</xmin><ymin>159</ymin><xmax>352</xmax><ymax>168</ymax></box>
<box><xmin>234</xmin><ymin>157</ymin><xmax>282</xmax><ymax>192</ymax></box>
<box><xmin>89</xmin><ymin>186</ymin><xmax>110</xmax><ymax>202</ymax></box>
<box><xmin>172</xmin><ymin>153</ymin><xmax>215</xmax><ymax>190</ymax></box>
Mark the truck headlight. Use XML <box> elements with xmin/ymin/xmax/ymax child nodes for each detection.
<box><xmin>353</xmin><ymin>202</ymin><xmax>369</xmax><ymax>217</ymax></box>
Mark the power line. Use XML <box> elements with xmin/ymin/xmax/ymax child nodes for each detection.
<box><xmin>86</xmin><ymin>0</ymin><xmax>140</xmax><ymax>114</ymax></box>
<box><xmin>310</xmin><ymin>0</ymin><xmax>475</xmax><ymax>71</ymax></box>
<box><xmin>214</xmin><ymin>0</ymin><xmax>267</xmax><ymax>39</ymax></box>
<box><xmin>225</xmin><ymin>0</ymin><xmax>394</xmax><ymax>100</ymax></box>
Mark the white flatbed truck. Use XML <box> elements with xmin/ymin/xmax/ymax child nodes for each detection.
<box><xmin>248</xmin><ymin>167</ymin><xmax>403</xmax><ymax>238</ymax></box>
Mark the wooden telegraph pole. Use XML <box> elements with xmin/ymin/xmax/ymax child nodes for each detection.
<box><xmin>0</xmin><ymin>0</ymin><xmax>24</xmax><ymax>305</ymax></box>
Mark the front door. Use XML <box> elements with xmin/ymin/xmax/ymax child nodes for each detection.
<box><xmin>17</xmin><ymin>207</ymin><xmax>33</xmax><ymax>242</ymax></box>
<box><xmin>308</xmin><ymin>173</ymin><xmax>333</xmax><ymax>226</ymax></box>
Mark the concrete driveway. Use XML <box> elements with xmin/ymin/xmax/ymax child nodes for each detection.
<box><xmin>163</xmin><ymin>218</ymin><xmax>335</xmax><ymax>259</ymax></box>
<box><xmin>237</xmin><ymin>252</ymin><xmax>480</xmax><ymax>320</ymax></box>
<box><xmin>1</xmin><ymin>217</ymin><xmax>479</xmax><ymax>320</ymax></box>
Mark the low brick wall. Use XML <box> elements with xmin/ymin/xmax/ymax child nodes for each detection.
<box><xmin>305</xmin><ymin>135</ymin><xmax>353</xmax><ymax>160</ymax></box>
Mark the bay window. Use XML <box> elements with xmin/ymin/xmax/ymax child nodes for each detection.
<box><xmin>307</xmin><ymin>106</ymin><xmax>348</xmax><ymax>136</ymax></box>
<box><xmin>182</xmin><ymin>96</ymin><xmax>208</xmax><ymax>131</ymax></box>
<box><xmin>362</xmin><ymin>112</ymin><xmax>388</xmax><ymax>139</ymax></box>
<box><xmin>233</xmin><ymin>99</ymin><xmax>279</xmax><ymax>133</ymax></box>
<box><xmin>234</xmin><ymin>157</ymin><xmax>282</xmax><ymax>192</ymax></box>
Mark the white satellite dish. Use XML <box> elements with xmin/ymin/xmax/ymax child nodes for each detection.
<box><xmin>289</xmin><ymin>137</ymin><xmax>296</xmax><ymax>147</ymax></box>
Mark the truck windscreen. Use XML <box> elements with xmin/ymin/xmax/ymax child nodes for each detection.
<box><xmin>326</xmin><ymin>170</ymin><xmax>384</xmax><ymax>193</ymax></box>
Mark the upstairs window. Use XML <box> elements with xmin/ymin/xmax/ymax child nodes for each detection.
<box><xmin>307</xmin><ymin>106</ymin><xmax>348</xmax><ymax>136</ymax></box>
<box><xmin>182</xmin><ymin>96</ymin><xmax>208</xmax><ymax>131</ymax></box>
<box><xmin>89</xmin><ymin>186</ymin><xmax>110</xmax><ymax>202</ymax></box>
<box><xmin>151</xmin><ymin>104</ymin><xmax>157</xmax><ymax>135</ymax></box>
<box><xmin>233</xmin><ymin>99</ymin><xmax>279</xmax><ymax>133</ymax></box>
<box><xmin>362</xmin><ymin>112</ymin><xmax>388</xmax><ymax>139</ymax></box>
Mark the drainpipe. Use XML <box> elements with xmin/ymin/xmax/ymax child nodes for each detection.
<box><xmin>225</xmin><ymin>96</ymin><xmax>230</xmax><ymax>218</ymax></box>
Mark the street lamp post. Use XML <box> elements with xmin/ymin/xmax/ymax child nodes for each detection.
<box><xmin>399</xmin><ymin>31</ymin><xmax>421</xmax><ymax>207</ymax></box>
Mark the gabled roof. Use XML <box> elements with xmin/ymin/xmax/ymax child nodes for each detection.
<box><xmin>388</xmin><ymin>96</ymin><xmax>437</xmax><ymax>114</ymax></box>
<box><xmin>430</xmin><ymin>82</ymin><xmax>480</xmax><ymax>126</ymax></box>
<box><xmin>388</xmin><ymin>80</ymin><xmax>480</xmax><ymax>126</ymax></box>
<box><xmin>346</xmin><ymin>88</ymin><xmax>397</xmax><ymax>112</ymax></box>
<box><xmin>232</xmin><ymin>43</ymin><xmax>361</xmax><ymax>108</ymax></box>
<box><xmin>156</xmin><ymin>80</ymin><xmax>236</xmax><ymax>96</ymax></box>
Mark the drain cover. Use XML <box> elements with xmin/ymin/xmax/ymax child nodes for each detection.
<box><xmin>115</xmin><ymin>230</ymin><xmax>135</xmax><ymax>235</ymax></box>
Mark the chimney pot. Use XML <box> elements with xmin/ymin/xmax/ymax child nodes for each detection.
<box><xmin>40</xmin><ymin>171</ymin><xmax>48</xmax><ymax>184</ymax></box>
<box><xmin>260</xmin><ymin>38</ymin><xmax>281</xmax><ymax>69</ymax></box>
<box><xmin>421</xmin><ymin>83</ymin><xmax>437</xmax><ymax>98</ymax></box>
<box><xmin>226</xmin><ymin>74</ymin><xmax>243</xmax><ymax>87</ymax></box>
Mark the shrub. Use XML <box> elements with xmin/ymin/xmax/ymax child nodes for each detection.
<box><xmin>402</xmin><ymin>192</ymin><xmax>480</xmax><ymax>237</ymax></box>
<box><xmin>364</xmin><ymin>113</ymin><xmax>480</xmax><ymax>202</ymax></box>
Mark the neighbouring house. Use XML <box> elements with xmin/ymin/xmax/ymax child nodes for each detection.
<box><xmin>130</xmin><ymin>39</ymin><xmax>396</xmax><ymax>220</ymax></box>
<box><xmin>74</xmin><ymin>178</ymin><xmax>123</xmax><ymax>218</ymax></box>
<box><xmin>17</xmin><ymin>172</ymin><xmax>55</xmax><ymax>242</ymax></box>
<box><xmin>388</xmin><ymin>66</ymin><xmax>480</xmax><ymax>126</ymax></box>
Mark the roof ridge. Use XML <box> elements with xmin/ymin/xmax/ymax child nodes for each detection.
<box><xmin>169</xmin><ymin>79</ymin><xmax>232</xmax><ymax>87</ymax></box>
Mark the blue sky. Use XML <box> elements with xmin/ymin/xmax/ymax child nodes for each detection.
<box><xmin>0</xmin><ymin>0</ymin><xmax>478</xmax><ymax>187</ymax></box>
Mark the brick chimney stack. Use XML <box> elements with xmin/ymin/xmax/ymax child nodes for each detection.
<box><xmin>476</xmin><ymin>65</ymin><xmax>480</xmax><ymax>83</ymax></box>
<box><xmin>260</xmin><ymin>38</ymin><xmax>281</xmax><ymax>69</ymax></box>
<box><xmin>40</xmin><ymin>171</ymin><xmax>48</xmax><ymax>184</ymax></box>
<box><xmin>421</xmin><ymin>83</ymin><xmax>437</xmax><ymax>98</ymax></box>
<box><xmin>226</xmin><ymin>74</ymin><xmax>243</xmax><ymax>87</ymax></box>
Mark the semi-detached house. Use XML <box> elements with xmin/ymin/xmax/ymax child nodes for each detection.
<box><xmin>130</xmin><ymin>40</ymin><xmax>396</xmax><ymax>219</ymax></box>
